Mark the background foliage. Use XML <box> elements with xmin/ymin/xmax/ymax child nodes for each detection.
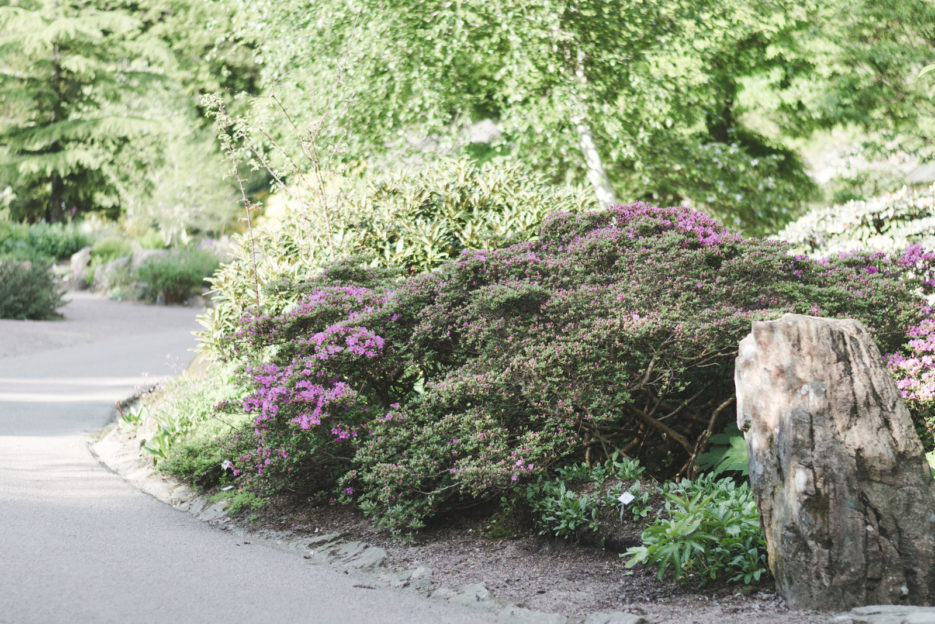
<box><xmin>220</xmin><ymin>0</ymin><xmax>933</xmax><ymax>233</ymax></box>
<box><xmin>0</xmin><ymin>0</ymin><xmax>244</xmax><ymax>238</ymax></box>
<box><xmin>199</xmin><ymin>157</ymin><xmax>595</xmax><ymax>354</ymax></box>
<box><xmin>3</xmin><ymin>0</ymin><xmax>931</xmax><ymax>234</ymax></box>
<box><xmin>0</xmin><ymin>258</ymin><xmax>64</xmax><ymax>319</ymax></box>
<box><xmin>777</xmin><ymin>183</ymin><xmax>935</xmax><ymax>256</ymax></box>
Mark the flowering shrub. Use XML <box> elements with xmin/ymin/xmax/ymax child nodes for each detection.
<box><xmin>887</xmin><ymin>317</ymin><xmax>935</xmax><ymax>447</ymax></box>
<box><xmin>222</xmin><ymin>203</ymin><xmax>929</xmax><ymax>532</ymax></box>
<box><xmin>230</xmin><ymin>320</ymin><xmax>400</xmax><ymax>495</ymax></box>
<box><xmin>776</xmin><ymin>183</ymin><xmax>935</xmax><ymax>257</ymax></box>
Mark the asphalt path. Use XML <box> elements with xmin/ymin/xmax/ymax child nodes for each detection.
<box><xmin>0</xmin><ymin>293</ymin><xmax>494</xmax><ymax>624</ymax></box>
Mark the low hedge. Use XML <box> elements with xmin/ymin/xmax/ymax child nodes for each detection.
<box><xmin>133</xmin><ymin>248</ymin><xmax>220</xmax><ymax>304</ymax></box>
<box><xmin>0</xmin><ymin>221</ymin><xmax>92</xmax><ymax>262</ymax></box>
<box><xmin>0</xmin><ymin>260</ymin><xmax>65</xmax><ymax>320</ymax></box>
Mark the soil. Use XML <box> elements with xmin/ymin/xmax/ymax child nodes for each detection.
<box><xmin>237</xmin><ymin>496</ymin><xmax>828</xmax><ymax>624</ymax></box>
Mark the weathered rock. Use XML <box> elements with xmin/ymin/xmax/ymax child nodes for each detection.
<box><xmin>735</xmin><ymin>314</ymin><xmax>935</xmax><ymax>611</ymax></box>
<box><xmin>92</xmin><ymin>256</ymin><xmax>130</xmax><ymax>292</ymax></box>
<box><xmin>69</xmin><ymin>246</ymin><xmax>92</xmax><ymax>285</ymax></box>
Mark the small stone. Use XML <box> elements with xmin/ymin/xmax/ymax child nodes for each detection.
<box><xmin>330</xmin><ymin>541</ymin><xmax>366</xmax><ymax>559</ymax></box>
<box><xmin>448</xmin><ymin>582</ymin><xmax>495</xmax><ymax>610</ymax></box>
<box><xmin>405</xmin><ymin>566</ymin><xmax>433</xmax><ymax>590</ymax></box>
<box><xmin>342</xmin><ymin>546</ymin><xmax>387</xmax><ymax>572</ymax></box>
<box><xmin>196</xmin><ymin>500</ymin><xmax>229</xmax><ymax>522</ymax></box>
<box><xmin>499</xmin><ymin>605</ymin><xmax>567</xmax><ymax>624</ymax></box>
<box><xmin>583</xmin><ymin>612</ymin><xmax>650</xmax><ymax>624</ymax></box>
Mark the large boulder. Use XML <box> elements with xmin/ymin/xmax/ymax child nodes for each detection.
<box><xmin>91</xmin><ymin>256</ymin><xmax>131</xmax><ymax>293</ymax></box>
<box><xmin>735</xmin><ymin>314</ymin><xmax>935</xmax><ymax>611</ymax></box>
<box><xmin>69</xmin><ymin>246</ymin><xmax>92</xmax><ymax>285</ymax></box>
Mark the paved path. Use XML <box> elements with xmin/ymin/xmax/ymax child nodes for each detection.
<box><xmin>0</xmin><ymin>293</ymin><xmax>492</xmax><ymax>624</ymax></box>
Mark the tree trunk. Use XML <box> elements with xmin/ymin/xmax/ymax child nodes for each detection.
<box><xmin>572</xmin><ymin>48</ymin><xmax>617</xmax><ymax>209</ymax></box>
<box><xmin>48</xmin><ymin>173</ymin><xmax>65</xmax><ymax>223</ymax></box>
<box><xmin>574</xmin><ymin>119</ymin><xmax>617</xmax><ymax>209</ymax></box>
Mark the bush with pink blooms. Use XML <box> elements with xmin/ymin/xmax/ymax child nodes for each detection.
<box><xmin>888</xmin><ymin>316</ymin><xmax>935</xmax><ymax>447</ymax></box>
<box><xmin>216</xmin><ymin>204</ymin><xmax>933</xmax><ymax>532</ymax></box>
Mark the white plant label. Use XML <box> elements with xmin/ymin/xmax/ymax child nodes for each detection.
<box><xmin>618</xmin><ymin>491</ymin><xmax>635</xmax><ymax>505</ymax></box>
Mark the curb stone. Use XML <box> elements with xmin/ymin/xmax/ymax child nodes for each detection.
<box><xmin>828</xmin><ymin>605</ymin><xmax>935</xmax><ymax>624</ymax></box>
<box><xmin>91</xmin><ymin>416</ymin><xmax>654</xmax><ymax>624</ymax></box>
<box><xmin>582</xmin><ymin>613</ymin><xmax>650</xmax><ymax>624</ymax></box>
<box><xmin>501</xmin><ymin>605</ymin><xmax>566</xmax><ymax>624</ymax></box>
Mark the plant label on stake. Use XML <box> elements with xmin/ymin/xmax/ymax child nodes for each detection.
<box><xmin>618</xmin><ymin>490</ymin><xmax>635</xmax><ymax>522</ymax></box>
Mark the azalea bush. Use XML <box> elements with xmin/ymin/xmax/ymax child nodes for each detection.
<box><xmin>211</xmin><ymin>203</ymin><xmax>932</xmax><ymax>532</ymax></box>
<box><xmin>887</xmin><ymin>316</ymin><xmax>935</xmax><ymax>448</ymax></box>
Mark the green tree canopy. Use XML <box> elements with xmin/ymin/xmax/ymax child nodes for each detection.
<box><xmin>221</xmin><ymin>0</ymin><xmax>934</xmax><ymax>233</ymax></box>
<box><xmin>129</xmin><ymin>0</ymin><xmax>259</xmax><ymax>112</ymax></box>
<box><xmin>0</xmin><ymin>0</ymin><xmax>168</xmax><ymax>221</ymax></box>
<box><xmin>220</xmin><ymin>0</ymin><xmax>814</xmax><ymax>232</ymax></box>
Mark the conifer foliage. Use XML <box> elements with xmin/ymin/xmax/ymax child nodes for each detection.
<box><xmin>0</xmin><ymin>0</ymin><xmax>163</xmax><ymax>221</ymax></box>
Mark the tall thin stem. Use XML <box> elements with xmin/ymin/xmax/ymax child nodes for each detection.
<box><xmin>225</xmin><ymin>144</ymin><xmax>261</xmax><ymax>309</ymax></box>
